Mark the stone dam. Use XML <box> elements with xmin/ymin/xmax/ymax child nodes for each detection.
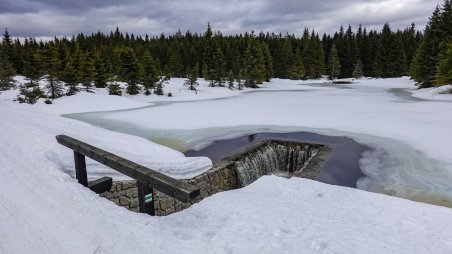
<box><xmin>100</xmin><ymin>139</ymin><xmax>327</xmax><ymax>215</ymax></box>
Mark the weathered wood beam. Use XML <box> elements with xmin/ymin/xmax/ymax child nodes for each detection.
<box><xmin>56</xmin><ymin>135</ymin><xmax>200</xmax><ymax>202</ymax></box>
<box><xmin>88</xmin><ymin>176</ymin><xmax>113</xmax><ymax>194</ymax></box>
<box><xmin>137</xmin><ymin>181</ymin><xmax>155</xmax><ymax>216</ymax></box>
<box><xmin>74</xmin><ymin>151</ymin><xmax>88</xmax><ymax>187</ymax></box>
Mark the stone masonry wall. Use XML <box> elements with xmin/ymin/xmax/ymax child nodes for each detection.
<box><xmin>154</xmin><ymin>162</ymin><xmax>238</xmax><ymax>215</ymax></box>
<box><xmin>99</xmin><ymin>162</ymin><xmax>238</xmax><ymax>215</ymax></box>
<box><xmin>99</xmin><ymin>140</ymin><xmax>323</xmax><ymax>216</ymax></box>
<box><xmin>100</xmin><ymin>180</ymin><xmax>139</xmax><ymax>212</ymax></box>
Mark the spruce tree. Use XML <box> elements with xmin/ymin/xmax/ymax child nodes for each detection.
<box><xmin>71</xmin><ymin>44</ymin><xmax>84</xmax><ymax>85</ymax></box>
<box><xmin>403</xmin><ymin>23</ymin><xmax>420</xmax><ymax>67</ymax></box>
<box><xmin>394</xmin><ymin>35</ymin><xmax>408</xmax><ymax>76</ymax></box>
<box><xmin>0</xmin><ymin>29</ymin><xmax>16</xmax><ymax>90</ymax></box>
<box><xmin>255</xmin><ymin>43</ymin><xmax>267</xmax><ymax>84</ymax></box>
<box><xmin>61</xmin><ymin>47</ymin><xmax>79</xmax><ymax>96</ymax></box>
<box><xmin>93</xmin><ymin>52</ymin><xmax>109</xmax><ymax>88</ymax></box>
<box><xmin>300</xmin><ymin>28</ymin><xmax>311</xmax><ymax>73</ymax></box>
<box><xmin>436</xmin><ymin>43</ymin><xmax>452</xmax><ymax>85</ymax></box>
<box><xmin>155</xmin><ymin>75</ymin><xmax>169</xmax><ymax>95</ymax></box>
<box><xmin>236</xmin><ymin>69</ymin><xmax>244</xmax><ymax>90</ymax></box>
<box><xmin>307</xmin><ymin>32</ymin><xmax>325</xmax><ymax>79</ymax></box>
<box><xmin>37</xmin><ymin>46</ymin><xmax>63</xmax><ymax>99</ymax></box>
<box><xmin>376</xmin><ymin>23</ymin><xmax>403</xmax><ymax>77</ymax></box>
<box><xmin>167</xmin><ymin>45</ymin><xmax>183</xmax><ymax>77</ymax></box>
<box><xmin>184</xmin><ymin>64</ymin><xmax>199</xmax><ymax>91</ymax></box>
<box><xmin>19</xmin><ymin>38</ymin><xmax>44</xmax><ymax>103</ymax></box>
<box><xmin>141</xmin><ymin>51</ymin><xmax>159</xmax><ymax>95</ymax></box>
<box><xmin>274</xmin><ymin>37</ymin><xmax>293</xmax><ymax>78</ymax></box>
<box><xmin>0</xmin><ymin>49</ymin><xmax>15</xmax><ymax>90</ymax></box>
<box><xmin>343</xmin><ymin>25</ymin><xmax>358</xmax><ymax>78</ymax></box>
<box><xmin>80</xmin><ymin>53</ymin><xmax>96</xmax><ymax>92</ymax></box>
<box><xmin>327</xmin><ymin>43</ymin><xmax>341</xmax><ymax>80</ymax></box>
<box><xmin>227</xmin><ymin>70</ymin><xmax>235</xmax><ymax>89</ymax></box>
<box><xmin>335</xmin><ymin>25</ymin><xmax>356</xmax><ymax>78</ymax></box>
<box><xmin>202</xmin><ymin>63</ymin><xmax>209</xmax><ymax>81</ymax></box>
<box><xmin>1</xmin><ymin>29</ymin><xmax>13</xmax><ymax>54</ymax></box>
<box><xmin>244</xmin><ymin>41</ymin><xmax>259</xmax><ymax>88</ymax></box>
<box><xmin>17</xmin><ymin>84</ymin><xmax>45</xmax><ymax>104</ymax></box>
<box><xmin>209</xmin><ymin>46</ymin><xmax>226</xmax><ymax>87</ymax></box>
<box><xmin>119</xmin><ymin>47</ymin><xmax>140</xmax><ymax>95</ymax></box>
<box><xmin>356</xmin><ymin>24</ymin><xmax>365</xmax><ymax>63</ymax></box>
<box><xmin>205</xmin><ymin>22</ymin><xmax>213</xmax><ymax>38</ymax></box>
<box><xmin>11</xmin><ymin>39</ymin><xmax>24</xmax><ymax>74</ymax></box>
<box><xmin>352</xmin><ymin>59</ymin><xmax>364</xmax><ymax>78</ymax></box>
<box><xmin>108</xmin><ymin>76</ymin><xmax>122</xmax><ymax>96</ymax></box>
<box><xmin>289</xmin><ymin>47</ymin><xmax>305</xmax><ymax>80</ymax></box>
<box><xmin>261</xmin><ymin>42</ymin><xmax>274</xmax><ymax>82</ymax></box>
<box><xmin>22</xmin><ymin>51</ymin><xmax>41</xmax><ymax>86</ymax></box>
<box><xmin>372</xmin><ymin>41</ymin><xmax>385</xmax><ymax>78</ymax></box>
<box><xmin>364</xmin><ymin>30</ymin><xmax>379</xmax><ymax>76</ymax></box>
<box><xmin>411</xmin><ymin>1</ymin><xmax>451</xmax><ymax>87</ymax></box>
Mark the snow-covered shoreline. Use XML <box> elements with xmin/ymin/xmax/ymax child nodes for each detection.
<box><xmin>1</xmin><ymin>77</ymin><xmax>452</xmax><ymax>253</ymax></box>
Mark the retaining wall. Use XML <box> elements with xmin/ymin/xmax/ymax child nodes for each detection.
<box><xmin>100</xmin><ymin>140</ymin><xmax>324</xmax><ymax>216</ymax></box>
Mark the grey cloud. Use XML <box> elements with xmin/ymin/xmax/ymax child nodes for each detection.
<box><xmin>30</xmin><ymin>0</ymin><xmax>126</xmax><ymax>9</ymax></box>
<box><xmin>0</xmin><ymin>0</ymin><xmax>43</xmax><ymax>13</ymax></box>
<box><xmin>0</xmin><ymin>0</ymin><xmax>445</xmax><ymax>38</ymax></box>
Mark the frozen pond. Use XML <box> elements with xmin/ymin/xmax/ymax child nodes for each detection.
<box><xmin>64</xmin><ymin>79</ymin><xmax>452</xmax><ymax>208</ymax></box>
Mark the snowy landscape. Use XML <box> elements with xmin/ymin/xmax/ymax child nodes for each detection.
<box><xmin>1</xmin><ymin>0</ymin><xmax>451</xmax><ymax>253</ymax></box>
<box><xmin>1</xmin><ymin>76</ymin><xmax>452</xmax><ymax>253</ymax></box>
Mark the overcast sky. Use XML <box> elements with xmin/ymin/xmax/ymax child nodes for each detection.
<box><xmin>0</xmin><ymin>0</ymin><xmax>444</xmax><ymax>39</ymax></box>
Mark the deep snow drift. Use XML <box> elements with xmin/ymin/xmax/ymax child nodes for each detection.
<box><xmin>1</xmin><ymin>77</ymin><xmax>452</xmax><ymax>253</ymax></box>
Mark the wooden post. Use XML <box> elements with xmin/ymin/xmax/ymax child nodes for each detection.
<box><xmin>74</xmin><ymin>151</ymin><xmax>88</xmax><ymax>187</ymax></box>
<box><xmin>137</xmin><ymin>181</ymin><xmax>155</xmax><ymax>216</ymax></box>
<box><xmin>88</xmin><ymin>177</ymin><xmax>112</xmax><ymax>194</ymax></box>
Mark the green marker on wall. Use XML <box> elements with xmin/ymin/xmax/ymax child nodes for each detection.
<box><xmin>145</xmin><ymin>193</ymin><xmax>153</xmax><ymax>203</ymax></box>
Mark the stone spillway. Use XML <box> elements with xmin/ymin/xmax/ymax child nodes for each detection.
<box><xmin>100</xmin><ymin>139</ymin><xmax>326</xmax><ymax>215</ymax></box>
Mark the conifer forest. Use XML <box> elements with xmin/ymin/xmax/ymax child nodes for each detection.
<box><xmin>0</xmin><ymin>0</ymin><xmax>450</xmax><ymax>104</ymax></box>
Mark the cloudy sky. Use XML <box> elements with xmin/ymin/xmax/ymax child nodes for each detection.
<box><xmin>0</xmin><ymin>0</ymin><xmax>444</xmax><ymax>39</ymax></box>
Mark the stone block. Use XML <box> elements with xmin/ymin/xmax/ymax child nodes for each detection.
<box><xmin>181</xmin><ymin>203</ymin><xmax>191</xmax><ymax>209</ymax></box>
<box><xmin>130</xmin><ymin>199</ymin><xmax>139</xmax><ymax>208</ymax></box>
<box><xmin>167</xmin><ymin>206</ymin><xmax>176</xmax><ymax>214</ymax></box>
<box><xmin>160</xmin><ymin>200</ymin><xmax>167</xmax><ymax>210</ymax></box>
<box><xmin>119</xmin><ymin>196</ymin><xmax>130</xmax><ymax>206</ymax></box>
<box><xmin>125</xmin><ymin>188</ymin><xmax>136</xmax><ymax>198</ymax></box>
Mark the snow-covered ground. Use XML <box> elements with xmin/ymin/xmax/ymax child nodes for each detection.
<box><xmin>1</xmin><ymin>77</ymin><xmax>452</xmax><ymax>253</ymax></box>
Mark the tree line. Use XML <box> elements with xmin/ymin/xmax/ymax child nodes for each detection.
<box><xmin>411</xmin><ymin>0</ymin><xmax>451</xmax><ymax>87</ymax></box>
<box><xmin>0</xmin><ymin>0</ymin><xmax>450</xmax><ymax>104</ymax></box>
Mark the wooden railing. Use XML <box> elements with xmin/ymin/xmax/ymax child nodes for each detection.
<box><xmin>56</xmin><ymin>135</ymin><xmax>200</xmax><ymax>216</ymax></box>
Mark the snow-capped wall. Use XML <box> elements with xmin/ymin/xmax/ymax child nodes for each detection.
<box><xmin>100</xmin><ymin>140</ymin><xmax>323</xmax><ymax>215</ymax></box>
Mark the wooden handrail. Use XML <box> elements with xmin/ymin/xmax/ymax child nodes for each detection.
<box><xmin>56</xmin><ymin>134</ymin><xmax>200</xmax><ymax>215</ymax></box>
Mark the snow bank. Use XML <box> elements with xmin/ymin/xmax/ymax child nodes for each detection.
<box><xmin>411</xmin><ymin>84</ymin><xmax>452</xmax><ymax>101</ymax></box>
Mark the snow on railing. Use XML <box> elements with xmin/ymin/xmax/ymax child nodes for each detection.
<box><xmin>56</xmin><ymin>134</ymin><xmax>200</xmax><ymax>216</ymax></box>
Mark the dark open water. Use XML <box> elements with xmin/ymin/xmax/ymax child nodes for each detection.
<box><xmin>186</xmin><ymin>132</ymin><xmax>367</xmax><ymax>188</ymax></box>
